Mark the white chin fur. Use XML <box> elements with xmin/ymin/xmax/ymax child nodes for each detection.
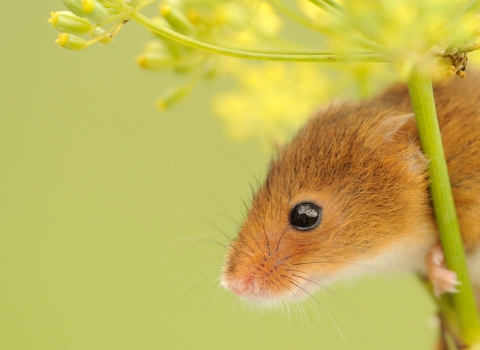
<box><xmin>331</xmin><ymin>238</ymin><xmax>435</xmax><ymax>283</ymax></box>
<box><xmin>236</xmin><ymin>287</ymin><xmax>314</xmax><ymax>308</ymax></box>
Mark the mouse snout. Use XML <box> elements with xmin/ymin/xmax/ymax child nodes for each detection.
<box><xmin>222</xmin><ymin>250</ymin><xmax>291</xmax><ymax>301</ymax></box>
<box><xmin>223</xmin><ymin>276</ymin><xmax>254</xmax><ymax>297</ymax></box>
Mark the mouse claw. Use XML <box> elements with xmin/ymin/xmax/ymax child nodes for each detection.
<box><xmin>425</xmin><ymin>244</ymin><xmax>461</xmax><ymax>298</ymax></box>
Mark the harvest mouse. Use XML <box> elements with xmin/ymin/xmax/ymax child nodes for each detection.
<box><xmin>221</xmin><ymin>73</ymin><xmax>480</xmax><ymax>310</ymax></box>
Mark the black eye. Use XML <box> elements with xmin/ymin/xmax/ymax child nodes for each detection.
<box><xmin>290</xmin><ymin>203</ymin><xmax>322</xmax><ymax>230</ymax></box>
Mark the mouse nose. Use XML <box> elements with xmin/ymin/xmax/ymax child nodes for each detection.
<box><xmin>225</xmin><ymin>277</ymin><xmax>254</xmax><ymax>297</ymax></box>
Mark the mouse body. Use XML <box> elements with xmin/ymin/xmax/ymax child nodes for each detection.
<box><xmin>221</xmin><ymin>73</ymin><xmax>480</xmax><ymax>308</ymax></box>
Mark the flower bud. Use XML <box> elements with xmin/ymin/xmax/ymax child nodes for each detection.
<box><xmin>49</xmin><ymin>11</ymin><xmax>92</xmax><ymax>35</ymax></box>
<box><xmin>159</xmin><ymin>5</ymin><xmax>194</xmax><ymax>34</ymax></box>
<box><xmin>137</xmin><ymin>52</ymin><xmax>175</xmax><ymax>70</ymax></box>
<box><xmin>143</xmin><ymin>39</ymin><xmax>168</xmax><ymax>53</ymax></box>
<box><xmin>203</xmin><ymin>59</ymin><xmax>217</xmax><ymax>80</ymax></box>
<box><xmin>81</xmin><ymin>0</ymin><xmax>95</xmax><ymax>13</ymax></box>
<box><xmin>55</xmin><ymin>33</ymin><xmax>87</xmax><ymax>50</ymax></box>
<box><xmin>63</xmin><ymin>0</ymin><xmax>88</xmax><ymax>17</ymax></box>
<box><xmin>62</xmin><ymin>0</ymin><xmax>109</xmax><ymax>24</ymax></box>
<box><xmin>440</xmin><ymin>65</ymin><xmax>456</xmax><ymax>77</ymax></box>
<box><xmin>156</xmin><ymin>86</ymin><xmax>190</xmax><ymax>111</ymax></box>
<box><xmin>84</xmin><ymin>0</ymin><xmax>109</xmax><ymax>24</ymax></box>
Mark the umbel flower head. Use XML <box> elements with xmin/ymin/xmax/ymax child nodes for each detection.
<box><xmin>49</xmin><ymin>11</ymin><xmax>92</xmax><ymax>35</ymax></box>
<box><xmin>49</xmin><ymin>0</ymin><xmax>480</xmax><ymax>144</ymax></box>
<box><xmin>209</xmin><ymin>0</ymin><xmax>480</xmax><ymax>144</ymax></box>
<box><xmin>133</xmin><ymin>0</ymin><xmax>285</xmax><ymax>110</ymax></box>
<box><xmin>62</xmin><ymin>0</ymin><xmax>109</xmax><ymax>24</ymax></box>
<box><xmin>297</xmin><ymin>0</ymin><xmax>478</xmax><ymax>57</ymax></box>
<box><xmin>49</xmin><ymin>0</ymin><xmax>143</xmax><ymax>51</ymax></box>
<box><xmin>55</xmin><ymin>33</ymin><xmax>87</xmax><ymax>50</ymax></box>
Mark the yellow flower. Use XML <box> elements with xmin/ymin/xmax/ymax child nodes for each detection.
<box><xmin>295</xmin><ymin>0</ymin><xmax>477</xmax><ymax>59</ymax></box>
<box><xmin>213</xmin><ymin>58</ymin><xmax>398</xmax><ymax>145</ymax></box>
<box><xmin>55</xmin><ymin>32</ymin><xmax>87</xmax><ymax>50</ymax></box>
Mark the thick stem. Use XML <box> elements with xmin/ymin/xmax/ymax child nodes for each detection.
<box><xmin>130</xmin><ymin>11</ymin><xmax>388</xmax><ymax>63</ymax></box>
<box><xmin>407</xmin><ymin>64</ymin><xmax>480</xmax><ymax>345</ymax></box>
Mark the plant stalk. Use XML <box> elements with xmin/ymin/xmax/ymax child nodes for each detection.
<box><xmin>130</xmin><ymin>11</ymin><xmax>388</xmax><ymax>63</ymax></box>
<box><xmin>407</xmin><ymin>63</ymin><xmax>480</xmax><ymax>345</ymax></box>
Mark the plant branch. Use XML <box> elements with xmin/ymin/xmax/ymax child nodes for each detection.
<box><xmin>308</xmin><ymin>0</ymin><xmax>383</xmax><ymax>44</ymax></box>
<box><xmin>457</xmin><ymin>41</ymin><xmax>480</xmax><ymax>53</ymax></box>
<box><xmin>407</xmin><ymin>63</ymin><xmax>480</xmax><ymax>346</ymax></box>
<box><xmin>269</xmin><ymin>0</ymin><xmax>384</xmax><ymax>52</ymax></box>
<box><xmin>434</xmin><ymin>0</ymin><xmax>480</xmax><ymax>40</ymax></box>
<box><xmin>130</xmin><ymin>11</ymin><xmax>388</xmax><ymax>63</ymax></box>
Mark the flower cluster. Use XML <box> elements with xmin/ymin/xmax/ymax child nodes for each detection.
<box><xmin>295</xmin><ymin>0</ymin><xmax>478</xmax><ymax>55</ymax></box>
<box><xmin>49</xmin><ymin>0</ymin><xmax>480</xmax><ymax>145</ymax></box>
<box><xmin>213</xmin><ymin>60</ymin><xmax>397</xmax><ymax>143</ymax></box>
<box><xmin>49</xmin><ymin>0</ymin><xmax>152</xmax><ymax>50</ymax></box>
<box><xmin>214</xmin><ymin>0</ymin><xmax>480</xmax><ymax>143</ymax></box>
<box><xmin>135</xmin><ymin>0</ymin><xmax>283</xmax><ymax>110</ymax></box>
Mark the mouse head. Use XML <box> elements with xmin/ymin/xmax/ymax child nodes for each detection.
<box><xmin>221</xmin><ymin>103</ymin><xmax>433</xmax><ymax>304</ymax></box>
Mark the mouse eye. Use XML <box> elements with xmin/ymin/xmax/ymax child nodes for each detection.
<box><xmin>290</xmin><ymin>203</ymin><xmax>322</xmax><ymax>230</ymax></box>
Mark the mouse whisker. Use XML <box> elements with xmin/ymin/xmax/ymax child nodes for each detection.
<box><xmin>201</xmin><ymin>218</ymin><xmax>234</xmax><ymax>243</ymax></box>
<box><xmin>275</xmin><ymin>252</ymin><xmax>303</xmax><ymax>267</ymax></box>
<box><xmin>208</xmin><ymin>287</ymin><xmax>227</xmax><ymax>310</ymax></box>
<box><xmin>270</xmin><ymin>277</ymin><xmax>291</xmax><ymax>301</ymax></box>
<box><xmin>285</xmin><ymin>268</ymin><xmax>349</xmax><ymax>304</ymax></box>
<box><xmin>281</xmin><ymin>274</ymin><xmax>311</xmax><ymax>299</ymax></box>
<box><xmin>248</xmin><ymin>231</ymin><xmax>263</xmax><ymax>251</ymax></box>
<box><xmin>283</xmin><ymin>274</ymin><xmax>351</xmax><ymax>350</ymax></box>
<box><xmin>291</xmin><ymin>260</ymin><xmax>388</xmax><ymax>273</ymax></box>
<box><xmin>261</xmin><ymin>218</ymin><xmax>272</xmax><ymax>256</ymax></box>
<box><xmin>245</xmin><ymin>242</ymin><xmax>256</xmax><ymax>255</ymax></box>
<box><xmin>274</xmin><ymin>229</ymin><xmax>288</xmax><ymax>253</ymax></box>
<box><xmin>239</xmin><ymin>197</ymin><xmax>250</xmax><ymax>221</ymax></box>
<box><xmin>287</xmin><ymin>270</ymin><xmax>326</xmax><ymax>289</ymax></box>
<box><xmin>169</xmin><ymin>163</ymin><xmax>238</xmax><ymax>226</ymax></box>
<box><xmin>215</xmin><ymin>241</ymin><xmax>229</xmax><ymax>250</ymax></box>
<box><xmin>191</xmin><ymin>131</ymin><xmax>259</xmax><ymax>180</ymax></box>
<box><xmin>237</xmin><ymin>240</ymin><xmax>256</xmax><ymax>256</ymax></box>
<box><xmin>205</xmin><ymin>239</ymin><xmax>229</xmax><ymax>250</ymax></box>
<box><xmin>274</xmin><ymin>276</ymin><xmax>298</xmax><ymax>300</ymax></box>
<box><xmin>157</xmin><ymin>206</ymin><xmax>234</xmax><ymax>247</ymax></box>
<box><xmin>290</xmin><ymin>273</ymin><xmax>323</xmax><ymax>289</ymax></box>
<box><xmin>286</xmin><ymin>270</ymin><xmax>383</xmax><ymax>350</ymax></box>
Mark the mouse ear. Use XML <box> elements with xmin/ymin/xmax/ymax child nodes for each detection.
<box><xmin>368</xmin><ymin>112</ymin><xmax>428</xmax><ymax>172</ymax></box>
<box><xmin>370</xmin><ymin>113</ymin><xmax>418</xmax><ymax>143</ymax></box>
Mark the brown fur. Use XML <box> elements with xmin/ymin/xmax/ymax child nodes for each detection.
<box><xmin>222</xmin><ymin>74</ymin><xmax>480</xmax><ymax>304</ymax></box>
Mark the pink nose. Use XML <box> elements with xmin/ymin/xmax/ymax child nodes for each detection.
<box><xmin>225</xmin><ymin>277</ymin><xmax>254</xmax><ymax>297</ymax></box>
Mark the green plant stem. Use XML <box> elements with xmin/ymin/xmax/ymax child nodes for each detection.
<box><xmin>407</xmin><ymin>64</ymin><xmax>480</xmax><ymax>345</ymax></box>
<box><xmin>130</xmin><ymin>11</ymin><xmax>388</xmax><ymax>63</ymax></box>
<box><xmin>321</xmin><ymin>0</ymin><xmax>343</xmax><ymax>12</ymax></box>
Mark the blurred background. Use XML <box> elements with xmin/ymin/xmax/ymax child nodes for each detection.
<box><xmin>1</xmin><ymin>1</ymin><xmax>457</xmax><ymax>349</ymax></box>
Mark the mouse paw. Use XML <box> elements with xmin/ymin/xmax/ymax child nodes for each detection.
<box><xmin>425</xmin><ymin>244</ymin><xmax>461</xmax><ymax>298</ymax></box>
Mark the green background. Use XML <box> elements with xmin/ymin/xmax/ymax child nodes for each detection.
<box><xmin>2</xmin><ymin>1</ymin><xmax>439</xmax><ymax>349</ymax></box>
